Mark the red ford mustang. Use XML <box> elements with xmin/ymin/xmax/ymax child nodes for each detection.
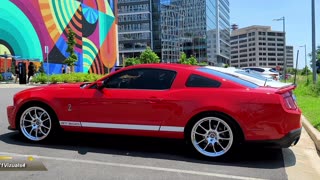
<box><xmin>7</xmin><ymin>64</ymin><xmax>301</xmax><ymax>159</ymax></box>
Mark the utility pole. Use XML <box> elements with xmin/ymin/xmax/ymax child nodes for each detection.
<box><xmin>273</xmin><ymin>17</ymin><xmax>286</xmax><ymax>82</ymax></box>
<box><xmin>311</xmin><ymin>0</ymin><xmax>317</xmax><ymax>83</ymax></box>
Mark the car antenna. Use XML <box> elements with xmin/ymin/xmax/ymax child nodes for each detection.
<box><xmin>264</xmin><ymin>78</ymin><xmax>267</xmax><ymax>86</ymax></box>
<box><xmin>293</xmin><ymin>50</ymin><xmax>299</xmax><ymax>85</ymax></box>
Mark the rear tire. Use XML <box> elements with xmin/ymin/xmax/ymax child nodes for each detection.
<box><xmin>186</xmin><ymin>115</ymin><xmax>240</xmax><ymax>159</ymax></box>
<box><xmin>18</xmin><ymin>105</ymin><xmax>58</xmax><ymax>142</ymax></box>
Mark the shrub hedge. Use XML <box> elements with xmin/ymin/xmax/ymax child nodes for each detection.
<box><xmin>31</xmin><ymin>73</ymin><xmax>105</xmax><ymax>84</ymax></box>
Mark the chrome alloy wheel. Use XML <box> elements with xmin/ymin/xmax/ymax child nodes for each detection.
<box><xmin>191</xmin><ymin>117</ymin><xmax>233</xmax><ymax>157</ymax></box>
<box><xmin>20</xmin><ymin>107</ymin><xmax>52</xmax><ymax>141</ymax></box>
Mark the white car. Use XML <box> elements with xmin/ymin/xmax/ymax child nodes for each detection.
<box><xmin>242</xmin><ymin>67</ymin><xmax>280</xmax><ymax>80</ymax></box>
<box><xmin>205</xmin><ymin>66</ymin><xmax>291</xmax><ymax>88</ymax></box>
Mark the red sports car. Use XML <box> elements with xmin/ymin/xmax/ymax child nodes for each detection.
<box><xmin>7</xmin><ymin>64</ymin><xmax>301</xmax><ymax>159</ymax></box>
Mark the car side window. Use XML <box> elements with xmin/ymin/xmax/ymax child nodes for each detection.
<box><xmin>104</xmin><ymin>68</ymin><xmax>176</xmax><ymax>90</ymax></box>
<box><xmin>186</xmin><ymin>74</ymin><xmax>221</xmax><ymax>88</ymax></box>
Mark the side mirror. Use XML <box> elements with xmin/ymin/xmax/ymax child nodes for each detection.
<box><xmin>96</xmin><ymin>81</ymin><xmax>104</xmax><ymax>89</ymax></box>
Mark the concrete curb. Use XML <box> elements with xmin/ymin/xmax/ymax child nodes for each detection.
<box><xmin>302</xmin><ymin>115</ymin><xmax>320</xmax><ymax>152</ymax></box>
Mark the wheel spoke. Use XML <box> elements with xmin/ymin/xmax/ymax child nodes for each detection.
<box><xmin>217</xmin><ymin>141</ymin><xmax>226</xmax><ymax>150</ymax></box>
<box><xmin>41</xmin><ymin>125</ymin><xmax>50</xmax><ymax>130</ymax></box>
<box><xmin>219</xmin><ymin>137</ymin><xmax>230</xmax><ymax>140</ymax></box>
<box><xmin>194</xmin><ymin>131</ymin><xmax>206</xmax><ymax>136</ymax></box>
<box><xmin>209</xmin><ymin>119</ymin><xmax>212</xmax><ymax>130</ymax></box>
<box><xmin>39</xmin><ymin>127</ymin><xmax>47</xmax><ymax>136</ymax></box>
<box><xmin>218</xmin><ymin>129</ymin><xmax>229</xmax><ymax>134</ymax></box>
<box><xmin>29</xmin><ymin>127</ymin><xmax>36</xmax><ymax>135</ymax></box>
<box><xmin>212</xmin><ymin>143</ymin><xmax>216</xmax><ymax>152</ymax></box>
<box><xmin>196</xmin><ymin>138</ymin><xmax>206</xmax><ymax>145</ymax></box>
<box><xmin>42</xmin><ymin>118</ymin><xmax>49</xmax><ymax>122</ymax></box>
<box><xmin>35</xmin><ymin>129</ymin><xmax>38</xmax><ymax>138</ymax></box>
<box><xmin>215</xmin><ymin>121</ymin><xmax>220</xmax><ymax>130</ymax></box>
<box><xmin>23</xmin><ymin>119</ymin><xmax>33</xmax><ymax>122</ymax></box>
<box><xmin>34</xmin><ymin>109</ymin><xmax>38</xmax><ymax>118</ymax></box>
<box><xmin>24</xmin><ymin>124</ymin><xmax>33</xmax><ymax>128</ymax></box>
<box><xmin>203</xmin><ymin>142</ymin><xmax>210</xmax><ymax>150</ymax></box>
<box><xmin>28</xmin><ymin>112</ymin><xmax>34</xmax><ymax>120</ymax></box>
<box><xmin>199</xmin><ymin>124</ymin><xmax>208</xmax><ymax>132</ymax></box>
<box><xmin>39</xmin><ymin>112</ymin><xmax>45</xmax><ymax>118</ymax></box>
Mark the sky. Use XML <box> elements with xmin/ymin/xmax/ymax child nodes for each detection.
<box><xmin>229</xmin><ymin>0</ymin><xmax>320</xmax><ymax>69</ymax></box>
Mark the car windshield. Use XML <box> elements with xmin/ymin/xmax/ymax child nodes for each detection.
<box><xmin>197</xmin><ymin>67</ymin><xmax>259</xmax><ymax>88</ymax></box>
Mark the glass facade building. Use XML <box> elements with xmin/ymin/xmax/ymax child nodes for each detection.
<box><xmin>118</xmin><ymin>0</ymin><xmax>153</xmax><ymax>65</ymax></box>
<box><xmin>119</xmin><ymin>0</ymin><xmax>230</xmax><ymax>65</ymax></box>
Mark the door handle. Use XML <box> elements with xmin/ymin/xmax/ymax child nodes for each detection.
<box><xmin>147</xmin><ymin>97</ymin><xmax>162</xmax><ymax>103</ymax></box>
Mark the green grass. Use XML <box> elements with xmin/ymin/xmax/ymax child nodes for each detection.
<box><xmin>296</xmin><ymin>96</ymin><xmax>320</xmax><ymax>131</ymax></box>
<box><xmin>293</xmin><ymin>75</ymin><xmax>320</xmax><ymax>131</ymax></box>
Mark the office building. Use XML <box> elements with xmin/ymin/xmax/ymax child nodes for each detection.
<box><xmin>118</xmin><ymin>0</ymin><xmax>153</xmax><ymax>65</ymax></box>
<box><xmin>286</xmin><ymin>46</ymin><xmax>294</xmax><ymax>68</ymax></box>
<box><xmin>119</xmin><ymin>0</ymin><xmax>231</xmax><ymax>65</ymax></box>
<box><xmin>230</xmin><ymin>25</ymin><xmax>293</xmax><ymax>68</ymax></box>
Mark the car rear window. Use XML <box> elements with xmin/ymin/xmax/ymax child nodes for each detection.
<box><xmin>197</xmin><ymin>68</ymin><xmax>259</xmax><ymax>88</ymax></box>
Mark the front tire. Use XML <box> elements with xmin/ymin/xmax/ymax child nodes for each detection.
<box><xmin>19</xmin><ymin>106</ymin><xmax>56</xmax><ymax>142</ymax></box>
<box><xmin>186</xmin><ymin>116</ymin><xmax>237</xmax><ymax>159</ymax></box>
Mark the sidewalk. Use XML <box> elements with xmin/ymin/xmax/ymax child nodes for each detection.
<box><xmin>302</xmin><ymin>115</ymin><xmax>320</xmax><ymax>152</ymax></box>
<box><xmin>0</xmin><ymin>82</ymin><xmax>37</xmax><ymax>88</ymax></box>
<box><xmin>284</xmin><ymin>127</ymin><xmax>320</xmax><ymax>179</ymax></box>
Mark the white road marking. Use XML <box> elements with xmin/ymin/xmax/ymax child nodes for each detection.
<box><xmin>0</xmin><ymin>151</ymin><xmax>266</xmax><ymax>180</ymax></box>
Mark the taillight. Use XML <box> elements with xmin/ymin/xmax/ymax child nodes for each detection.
<box><xmin>282</xmin><ymin>92</ymin><xmax>297</xmax><ymax>110</ymax></box>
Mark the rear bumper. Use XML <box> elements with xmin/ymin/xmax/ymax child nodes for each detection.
<box><xmin>247</xmin><ymin>128</ymin><xmax>302</xmax><ymax>148</ymax></box>
<box><xmin>7</xmin><ymin>105</ymin><xmax>17</xmax><ymax>130</ymax></box>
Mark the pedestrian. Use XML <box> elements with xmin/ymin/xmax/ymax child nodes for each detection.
<box><xmin>61</xmin><ymin>65</ymin><xmax>66</xmax><ymax>74</ymax></box>
<box><xmin>27</xmin><ymin>62</ymin><xmax>35</xmax><ymax>83</ymax></box>
<box><xmin>14</xmin><ymin>64</ymin><xmax>19</xmax><ymax>83</ymax></box>
<box><xmin>66</xmin><ymin>65</ymin><xmax>71</xmax><ymax>74</ymax></box>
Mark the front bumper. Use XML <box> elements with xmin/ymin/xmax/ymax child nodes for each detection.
<box><xmin>247</xmin><ymin>128</ymin><xmax>302</xmax><ymax>148</ymax></box>
<box><xmin>7</xmin><ymin>105</ymin><xmax>17</xmax><ymax>130</ymax></box>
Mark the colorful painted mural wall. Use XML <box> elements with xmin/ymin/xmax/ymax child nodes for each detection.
<box><xmin>0</xmin><ymin>0</ymin><xmax>118</xmax><ymax>74</ymax></box>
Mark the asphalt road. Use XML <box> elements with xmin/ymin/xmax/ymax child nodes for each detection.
<box><xmin>0</xmin><ymin>87</ymin><xmax>291</xmax><ymax>180</ymax></box>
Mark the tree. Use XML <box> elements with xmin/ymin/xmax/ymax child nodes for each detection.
<box><xmin>301</xmin><ymin>66</ymin><xmax>311</xmax><ymax>76</ymax></box>
<box><xmin>178</xmin><ymin>52</ymin><xmax>188</xmax><ymax>64</ymax></box>
<box><xmin>64</xmin><ymin>28</ymin><xmax>78</xmax><ymax>72</ymax></box>
<box><xmin>125</xmin><ymin>57</ymin><xmax>140</xmax><ymax>66</ymax></box>
<box><xmin>139</xmin><ymin>47</ymin><xmax>160</xmax><ymax>64</ymax></box>
<box><xmin>308</xmin><ymin>45</ymin><xmax>320</xmax><ymax>65</ymax></box>
<box><xmin>187</xmin><ymin>55</ymin><xmax>198</xmax><ymax>65</ymax></box>
<box><xmin>178</xmin><ymin>53</ymin><xmax>199</xmax><ymax>65</ymax></box>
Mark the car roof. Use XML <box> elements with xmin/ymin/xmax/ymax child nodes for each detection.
<box><xmin>124</xmin><ymin>63</ymin><xmax>199</xmax><ymax>71</ymax></box>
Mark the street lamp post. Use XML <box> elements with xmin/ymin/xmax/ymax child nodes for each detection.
<box><xmin>311</xmin><ymin>0</ymin><xmax>317</xmax><ymax>83</ymax></box>
<box><xmin>300</xmin><ymin>45</ymin><xmax>308</xmax><ymax>82</ymax></box>
<box><xmin>273</xmin><ymin>17</ymin><xmax>286</xmax><ymax>82</ymax></box>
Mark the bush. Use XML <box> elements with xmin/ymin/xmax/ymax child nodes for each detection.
<box><xmin>0</xmin><ymin>74</ymin><xmax>3</xmax><ymax>81</ymax></box>
<box><xmin>50</xmin><ymin>74</ymin><xmax>63</xmax><ymax>84</ymax></box>
<box><xmin>31</xmin><ymin>73</ymin><xmax>105</xmax><ymax>84</ymax></box>
<box><xmin>293</xmin><ymin>75</ymin><xmax>320</xmax><ymax>97</ymax></box>
<box><xmin>61</xmin><ymin>74</ymin><xmax>76</xmax><ymax>83</ymax></box>
<box><xmin>31</xmin><ymin>73</ymin><xmax>48</xmax><ymax>84</ymax></box>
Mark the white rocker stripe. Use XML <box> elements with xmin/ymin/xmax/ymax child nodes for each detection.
<box><xmin>60</xmin><ymin>121</ymin><xmax>81</xmax><ymax>127</ymax></box>
<box><xmin>81</xmin><ymin>122</ymin><xmax>159</xmax><ymax>131</ymax></box>
<box><xmin>159</xmin><ymin>126</ymin><xmax>184</xmax><ymax>132</ymax></box>
<box><xmin>59</xmin><ymin>121</ymin><xmax>184</xmax><ymax>132</ymax></box>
